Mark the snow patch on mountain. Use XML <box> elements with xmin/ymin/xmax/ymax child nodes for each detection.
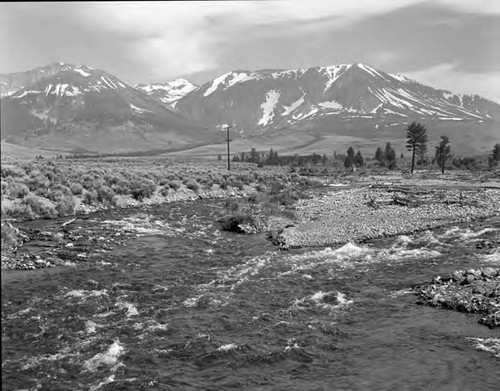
<box><xmin>11</xmin><ymin>90</ymin><xmax>38</xmax><ymax>98</ymax></box>
<box><xmin>292</xmin><ymin>106</ymin><xmax>319</xmax><ymax>121</ymax></box>
<box><xmin>101</xmin><ymin>76</ymin><xmax>118</xmax><ymax>90</ymax></box>
<box><xmin>130</xmin><ymin>104</ymin><xmax>152</xmax><ymax>113</ymax></box>
<box><xmin>318</xmin><ymin>100</ymin><xmax>343</xmax><ymax>110</ymax></box>
<box><xmin>282</xmin><ymin>96</ymin><xmax>305</xmax><ymax>115</ymax></box>
<box><xmin>204</xmin><ymin>73</ymin><xmax>229</xmax><ymax>97</ymax></box>
<box><xmin>74</xmin><ymin>68</ymin><xmax>91</xmax><ymax>77</ymax></box>
<box><xmin>226</xmin><ymin>72</ymin><xmax>258</xmax><ymax>88</ymax></box>
<box><xmin>321</xmin><ymin>65</ymin><xmax>350</xmax><ymax>92</ymax></box>
<box><xmin>357</xmin><ymin>63</ymin><xmax>384</xmax><ymax>79</ymax></box>
<box><xmin>272</xmin><ymin>69</ymin><xmax>306</xmax><ymax>79</ymax></box>
<box><xmin>65</xmin><ymin>86</ymin><xmax>81</xmax><ymax>96</ymax></box>
<box><xmin>54</xmin><ymin>84</ymin><xmax>69</xmax><ymax>96</ymax></box>
<box><xmin>389</xmin><ymin>73</ymin><xmax>414</xmax><ymax>83</ymax></box>
<box><xmin>258</xmin><ymin>90</ymin><xmax>280</xmax><ymax>126</ymax></box>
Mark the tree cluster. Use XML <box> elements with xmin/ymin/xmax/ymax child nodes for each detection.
<box><xmin>343</xmin><ymin>147</ymin><xmax>364</xmax><ymax>168</ymax></box>
<box><xmin>374</xmin><ymin>142</ymin><xmax>397</xmax><ymax>169</ymax></box>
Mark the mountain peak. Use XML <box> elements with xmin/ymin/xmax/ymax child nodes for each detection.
<box><xmin>135</xmin><ymin>78</ymin><xmax>198</xmax><ymax>106</ymax></box>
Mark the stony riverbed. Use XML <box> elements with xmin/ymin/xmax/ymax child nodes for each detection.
<box><xmin>276</xmin><ymin>187</ymin><xmax>500</xmax><ymax>248</ymax></box>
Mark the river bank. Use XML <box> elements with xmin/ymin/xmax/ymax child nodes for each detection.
<box><xmin>275</xmin><ymin>186</ymin><xmax>500</xmax><ymax>248</ymax></box>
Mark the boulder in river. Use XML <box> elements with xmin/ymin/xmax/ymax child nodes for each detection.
<box><xmin>416</xmin><ymin>267</ymin><xmax>500</xmax><ymax>328</ymax></box>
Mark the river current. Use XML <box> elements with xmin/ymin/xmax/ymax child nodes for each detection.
<box><xmin>2</xmin><ymin>199</ymin><xmax>499</xmax><ymax>390</ymax></box>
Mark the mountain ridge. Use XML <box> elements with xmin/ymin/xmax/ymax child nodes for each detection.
<box><xmin>1</xmin><ymin>62</ymin><xmax>498</xmax><ymax>155</ymax></box>
<box><xmin>0</xmin><ymin>63</ymin><xmax>210</xmax><ymax>153</ymax></box>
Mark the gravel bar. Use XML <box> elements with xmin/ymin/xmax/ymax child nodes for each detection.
<box><xmin>276</xmin><ymin>187</ymin><xmax>500</xmax><ymax>248</ymax></box>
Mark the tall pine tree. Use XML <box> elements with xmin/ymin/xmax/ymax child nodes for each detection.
<box><xmin>374</xmin><ymin>147</ymin><xmax>384</xmax><ymax>165</ymax></box>
<box><xmin>434</xmin><ymin>135</ymin><xmax>452</xmax><ymax>174</ymax></box>
<box><xmin>406</xmin><ymin>122</ymin><xmax>428</xmax><ymax>173</ymax></box>
<box><xmin>344</xmin><ymin>147</ymin><xmax>355</xmax><ymax>168</ymax></box>
<box><xmin>488</xmin><ymin>143</ymin><xmax>500</xmax><ymax>168</ymax></box>
<box><xmin>384</xmin><ymin>142</ymin><xmax>397</xmax><ymax>169</ymax></box>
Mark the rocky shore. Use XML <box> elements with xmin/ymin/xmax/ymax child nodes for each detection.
<box><xmin>274</xmin><ymin>187</ymin><xmax>500</xmax><ymax>248</ymax></box>
<box><xmin>416</xmin><ymin>267</ymin><xmax>500</xmax><ymax>328</ymax></box>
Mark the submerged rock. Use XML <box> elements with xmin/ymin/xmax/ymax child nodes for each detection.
<box><xmin>218</xmin><ymin>214</ymin><xmax>265</xmax><ymax>234</ymax></box>
<box><xmin>417</xmin><ymin>267</ymin><xmax>500</xmax><ymax>328</ymax></box>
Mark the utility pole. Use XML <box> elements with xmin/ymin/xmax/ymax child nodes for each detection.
<box><xmin>223</xmin><ymin>124</ymin><xmax>233</xmax><ymax>170</ymax></box>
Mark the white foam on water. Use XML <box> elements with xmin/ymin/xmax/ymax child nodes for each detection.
<box><xmin>65</xmin><ymin>289</ymin><xmax>108</xmax><ymax>298</ymax></box>
<box><xmin>146</xmin><ymin>320</ymin><xmax>168</xmax><ymax>331</ymax></box>
<box><xmin>214</xmin><ymin>253</ymin><xmax>274</xmax><ymax>288</ymax></box>
<box><xmin>462</xmin><ymin>228</ymin><xmax>498</xmax><ymax>239</ymax></box>
<box><xmin>441</xmin><ymin>227</ymin><xmax>498</xmax><ymax>240</ymax></box>
<box><xmin>182</xmin><ymin>294</ymin><xmax>224</xmax><ymax>308</ymax></box>
<box><xmin>287</xmin><ymin>243</ymin><xmax>372</xmax><ymax>264</ymax></box>
<box><xmin>95</xmin><ymin>311</ymin><xmax>114</xmax><ymax>318</ymax></box>
<box><xmin>85</xmin><ymin>320</ymin><xmax>99</xmax><ymax>334</ymax></box>
<box><xmin>183</xmin><ymin>296</ymin><xmax>202</xmax><ymax>307</ymax></box>
<box><xmin>217</xmin><ymin>343</ymin><xmax>238</xmax><ymax>352</ymax></box>
<box><xmin>84</xmin><ymin>340</ymin><xmax>125</xmax><ymax>372</ymax></box>
<box><xmin>392</xmin><ymin>235</ymin><xmax>414</xmax><ymax>247</ymax></box>
<box><xmin>281</xmin><ymin>243</ymin><xmax>373</xmax><ymax>275</ymax></box>
<box><xmin>467</xmin><ymin>337</ymin><xmax>500</xmax><ymax>358</ymax></box>
<box><xmin>284</xmin><ymin>340</ymin><xmax>302</xmax><ymax>353</ymax></box>
<box><xmin>102</xmin><ymin>214</ymin><xmax>176</xmax><ymax>236</ymax></box>
<box><xmin>22</xmin><ymin>351</ymin><xmax>71</xmax><ymax>370</ymax></box>
<box><xmin>479</xmin><ymin>250</ymin><xmax>500</xmax><ymax>264</ymax></box>
<box><xmin>387</xmin><ymin>288</ymin><xmax>414</xmax><ymax>298</ymax></box>
<box><xmin>294</xmin><ymin>290</ymin><xmax>353</xmax><ymax>312</ymax></box>
<box><xmin>89</xmin><ymin>375</ymin><xmax>115</xmax><ymax>391</ymax></box>
<box><xmin>442</xmin><ymin>227</ymin><xmax>461</xmax><ymax>237</ymax></box>
<box><xmin>115</xmin><ymin>301</ymin><xmax>139</xmax><ymax>317</ymax></box>
<box><xmin>381</xmin><ymin>248</ymin><xmax>442</xmax><ymax>260</ymax></box>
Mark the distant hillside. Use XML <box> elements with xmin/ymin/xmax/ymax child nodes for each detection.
<box><xmin>0</xmin><ymin>63</ymin><xmax>211</xmax><ymax>153</ymax></box>
<box><xmin>174</xmin><ymin>63</ymin><xmax>500</xmax><ymax>155</ymax></box>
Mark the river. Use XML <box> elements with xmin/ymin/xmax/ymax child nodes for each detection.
<box><xmin>2</xmin><ymin>198</ymin><xmax>499</xmax><ymax>390</ymax></box>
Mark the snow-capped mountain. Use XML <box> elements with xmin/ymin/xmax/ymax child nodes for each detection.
<box><xmin>135</xmin><ymin>79</ymin><xmax>198</xmax><ymax>107</ymax></box>
<box><xmin>0</xmin><ymin>63</ymin><xmax>209</xmax><ymax>153</ymax></box>
<box><xmin>176</xmin><ymin>63</ymin><xmax>499</xmax><ymax>133</ymax></box>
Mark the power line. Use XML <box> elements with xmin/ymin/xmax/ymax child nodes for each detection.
<box><xmin>223</xmin><ymin>124</ymin><xmax>233</xmax><ymax>170</ymax></box>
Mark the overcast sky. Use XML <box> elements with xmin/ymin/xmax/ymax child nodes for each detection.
<box><xmin>1</xmin><ymin>0</ymin><xmax>499</xmax><ymax>102</ymax></box>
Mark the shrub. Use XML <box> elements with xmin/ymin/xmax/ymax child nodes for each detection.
<box><xmin>1</xmin><ymin>222</ymin><xmax>23</xmax><ymax>250</ymax></box>
<box><xmin>47</xmin><ymin>185</ymin><xmax>72</xmax><ymax>202</ymax></box>
<box><xmin>233</xmin><ymin>180</ymin><xmax>245</xmax><ymax>190</ymax></box>
<box><xmin>48</xmin><ymin>189</ymin><xmax>76</xmax><ymax>216</ymax></box>
<box><xmin>1</xmin><ymin>165</ymin><xmax>26</xmax><ymax>178</ymax></box>
<box><xmin>96</xmin><ymin>185</ymin><xmax>115</xmax><ymax>203</ymax></box>
<box><xmin>168</xmin><ymin>180</ymin><xmax>182</xmax><ymax>191</ymax></box>
<box><xmin>69</xmin><ymin>182</ymin><xmax>84</xmax><ymax>195</ymax></box>
<box><xmin>159</xmin><ymin>186</ymin><xmax>170</xmax><ymax>197</ymax></box>
<box><xmin>3</xmin><ymin>202</ymin><xmax>36</xmax><ymax>220</ymax></box>
<box><xmin>82</xmin><ymin>189</ymin><xmax>98</xmax><ymax>205</ymax></box>
<box><xmin>81</xmin><ymin>174</ymin><xmax>98</xmax><ymax>190</ymax></box>
<box><xmin>185</xmin><ymin>179</ymin><xmax>200</xmax><ymax>192</ymax></box>
<box><xmin>7</xmin><ymin>183</ymin><xmax>30</xmax><ymax>199</ymax></box>
<box><xmin>23</xmin><ymin>195</ymin><xmax>57</xmax><ymax>219</ymax></box>
<box><xmin>130</xmin><ymin>179</ymin><xmax>156</xmax><ymax>200</ymax></box>
<box><xmin>112</xmin><ymin>180</ymin><xmax>130</xmax><ymax>195</ymax></box>
<box><xmin>256</xmin><ymin>183</ymin><xmax>267</xmax><ymax>193</ymax></box>
<box><xmin>25</xmin><ymin>174</ymin><xmax>50</xmax><ymax>192</ymax></box>
<box><xmin>34</xmin><ymin>187</ymin><xmax>50</xmax><ymax>197</ymax></box>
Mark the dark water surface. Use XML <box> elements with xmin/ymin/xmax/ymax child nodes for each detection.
<box><xmin>2</xmin><ymin>200</ymin><xmax>499</xmax><ymax>390</ymax></box>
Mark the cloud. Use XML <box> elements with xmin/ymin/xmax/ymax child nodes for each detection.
<box><xmin>1</xmin><ymin>0</ymin><xmax>498</xmax><ymax>90</ymax></box>
<box><xmin>435</xmin><ymin>0</ymin><xmax>500</xmax><ymax>14</ymax></box>
<box><xmin>406</xmin><ymin>62</ymin><xmax>500</xmax><ymax>102</ymax></box>
<box><xmin>60</xmin><ymin>0</ymin><xmax>426</xmax><ymax>80</ymax></box>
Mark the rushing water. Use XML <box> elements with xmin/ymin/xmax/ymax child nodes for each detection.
<box><xmin>2</xmin><ymin>199</ymin><xmax>499</xmax><ymax>391</ymax></box>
